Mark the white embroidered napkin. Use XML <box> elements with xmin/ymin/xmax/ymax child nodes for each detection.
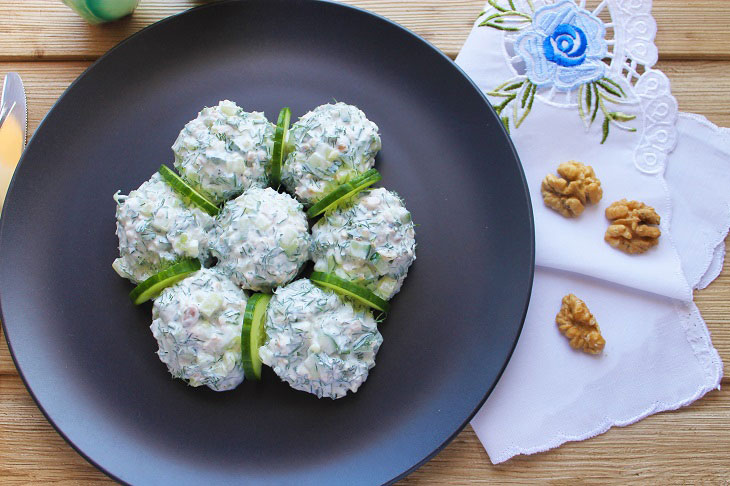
<box><xmin>667</xmin><ymin>113</ymin><xmax>730</xmax><ymax>290</ymax></box>
<box><xmin>473</xmin><ymin>269</ymin><xmax>720</xmax><ymax>464</ymax></box>
<box><xmin>456</xmin><ymin>0</ymin><xmax>689</xmax><ymax>301</ymax></box>
<box><xmin>454</xmin><ymin>0</ymin><xmax>727</xmax><ymax>463</ymax></box>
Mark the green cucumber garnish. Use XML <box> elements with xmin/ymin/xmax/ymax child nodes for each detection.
<box><xmin>129</xmin><ymin>259</ymin><xmax>201</xmax><ymax>305</ymax></box>
<box><xmin>306</xmin><ymin>169</ymin><xmax>382</xmax><ymax>218</ymax></box>
<box><xmin>310</xmin><ymin>271</ymin><xmax>390</xmax><ymax>313</ymax></box>
<box><xmin>241</xmin><ymin>293</ymin><xmax>273</xmax><ymax>381</ymax></box>
<box><xmin>158</xmin><ymin>164</ymin><xmax>220</xmax><ymax>216</ymax></box>
<box><xmin>270</xmin><ymin>107</ymin><xmax>291</xmax><ymax>188</ymax></box>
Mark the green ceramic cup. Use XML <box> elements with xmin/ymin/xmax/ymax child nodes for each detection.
<box><xmin>62</xmin><ymin>0</ymin><xmax>140</xmax><ymax>24</ymax></box>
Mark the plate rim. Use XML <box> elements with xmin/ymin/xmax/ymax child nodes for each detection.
<box><xmin>0</xmin><ymin>0</ymin><xmax>535</xmax><ymax>483</ymax></box>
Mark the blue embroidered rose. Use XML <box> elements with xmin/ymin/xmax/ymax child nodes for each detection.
<box><xmin>543</xmin><ymin>24</ymin><xmax>587</xmax><ymax>67</ymax></box>
<box><xmin>515</xmin><ymin>0</ymin><xmax>607</xmax><ymax>91</ymax></box>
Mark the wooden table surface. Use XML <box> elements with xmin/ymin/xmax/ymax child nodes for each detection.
<box><xmin>1</xmin><ymin>1</ymin><xmax>728</xmax><ymax>484</ymax></box>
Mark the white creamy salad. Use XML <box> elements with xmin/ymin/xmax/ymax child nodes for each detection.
<box><xmin>311</xmin><ymin>188</ymin><xmax>416</xmax><ymax>300</ymax></box>
<box><xmin>112</xmin><ymin>172</ymin><xmax>215</xmax><ymax>284</ymax></box>
<box><xmin>210</xmin><ymin>186</ymin><xmax>310</xmax><ymax>292</ymax></box>
<box><xmin>113</xmin><ymin>100</ymin><xmax>420</xmax><ymax>399</ymax></box>
<box><xmin>282</xmin><ymin>102</ymin><xmax>381</xmax><ymax>206</ymax></box>
<box><xmin>151</xmin><ymin>268</ymin><xmax>248</xmax><ymax>391</ymax></box>
<box><xmin>172</xmin><ymin>100</ymin><xmax>275</xmax><ymax>203</ymax></box>
<box><xmin>259</xmin><ymin>279</ymin><xmax>382</xmax><ymax>399</ymax></box>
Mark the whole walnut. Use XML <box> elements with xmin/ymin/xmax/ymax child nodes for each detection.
<box><xmin>556</xmin><ymin>294</ymin><xmax>605</xmax><ymax>355</ymax></box>
<box><xmin>541</xmin><ymin>161</ymin><xmax>603</xmax><ymax>218</ymax></box>
<box><xmin>604</xmin><ymin>199</ymin><xmax>661</xmax><ymax>254</ymax></box>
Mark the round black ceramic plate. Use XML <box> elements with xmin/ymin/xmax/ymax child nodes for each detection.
<box><xmin>0</xmin><ymin>1</ymin><xmax>533</xmax><ymax>484</ymax></box>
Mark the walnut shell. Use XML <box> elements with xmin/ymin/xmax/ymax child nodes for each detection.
<box><xmin>541</xmin><ymin>161</ymin><xmax>603</xmax><ymax>218</ymax></box>
<box><xmin>604</xmin><ymin>199</ymin><xmax>661</xmax><ymax>254</ymax></box>
<box><xmin>556</xmin><ymin>294</ymin><xmax>605</xmax><ymax>354</ymax></box>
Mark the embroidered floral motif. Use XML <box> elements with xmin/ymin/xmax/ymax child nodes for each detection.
<box><xmin>479</xmin><ymin>0</ymin><xmax>636</xmax><ymax>143</ymax></box>
<box><xmin>516</xmin><ymin>1</ymin><xmax>607</xmax><ymax>90</ymax></box>
<box><xmin>543</xmin><ymin>24</ymin><xmax>588</xmax><ymax>67</ymax></box>
<box><xmin>577</xmin><ymin>79</ymin><xmax>636</xmax><ymax>144</ymax></box>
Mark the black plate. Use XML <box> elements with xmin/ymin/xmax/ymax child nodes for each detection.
<box><xmin>0</xmin><ymin>1</ymin><xmax>533</xmax><ymax>483</ymax></box>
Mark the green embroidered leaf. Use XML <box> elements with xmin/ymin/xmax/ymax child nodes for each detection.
<box><xmin>601</xmin><ymin>77</ymin><xmax>626</xmax><ymax>97</ymax></box>
<box><xmin>482</xmin><ymin>11</ymin><xmax>532</xmax><ymax>21</ymax></box>
<box><xmin>522</xmin><ymin>81</ymin><xmax>537</xmax><ymax>108</ymax></box>
<box><xmin>589</xmin><ymin>77</ymin><xmax>637</xmax><ymax>143</ymax></box>
<box><xmin>578</xmin><ymin>84</ymin><xmax>588</xmax><ymax>126</ymax></box>
<box><xmin>608</xmin><ymin>112</ymin><xmax>638</xmax><ymax>133</ymax></box>
<box><xmin>591</xmin><ymin>84</ymin><xmax>600</xmax><ymax>123</ymax></box>
<box><xmin>493</xmin><ymin>95</ymin><xmax>516</xmax><ymax>115</ymax></box>
<box><xmin>487</xmin><ymin>0</ymin><xmax>509</xmax><ymax>12</ymax></box>
<box><xmin>504</xmin><ymin>81</ymin><xmax>525</xmax><ymax>91</ymax></box>
<box><xmin>487</xmin><ymin>91</ymin><xmax>519</xmax><ymax>98</ymax></box>
<box><xmin>478</xmin><ymin>10</ymin><xmax>532</xmax><ymax>30</ymax></box>
<box><xmin>513</xmin><ymin>81</ymin><xmax>536</xmax><ymax>128</ymax></box>
<box><xmin>578</xmin><ymin>84</ymin><xmax>587</xmax><ymax>124</ymax></box>
<box><xmin>486</xmin><ymin>77</ymin><xmax>536</xmax><ymax>129</ymax></box>
<box><xmin>501</xmin><ymin>116</ymin><xmax>510</xmax><ymax>133</ymax></box>
<box><xmin>487</xmin><ymin>79</ymin><xmax>524</xmax><ymax>97</ymax></box>
<box><xmin>610</xmin><ymin>112</ymin><xmax>636</xmax><ymax>122</ymax></box>
<box><xmin>484</xmin><ymin>0</ymin><xmax>522</xmax><ymax>12</ymax></box>
<box><xmin>596</xmin><ymin>80</ymin><xmax>622</xmax><ymax>98</ymax></box>
<box><xmin>595</xmin><ymin>78</ymin><xmax>632</xmax><ymax>105</ymax></box>
<box><xmin>487</xmin><ymin>80</ymin><xmax>525</xmax><ymax>99</ymax></box>
<box><xmin>479</xmin><ymin>22</ymin><xmax>525</xmax><ymax>31</ymax></box>
<box><xmin>578</xmin><ymin>82</ymin><xmax>600</xmax><ymax>129</ymax></box>
<box><xmin>485</xmin><ymin>76</ymin><xmax>540</xmax><ymax>131</ymax></box>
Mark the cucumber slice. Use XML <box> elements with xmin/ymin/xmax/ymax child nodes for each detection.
<box><xmin>129</xmin><ymin>259</ymin><xmax>201</xmax><ymax>305</ymax></box>
<box><xmin>349</xmin><ymin>240</ymin><xmax>371</xmax><ymax>260</ymax></box>
<box><xmin>270</xmin><ymin>107</ymin><xmax>291</xmax><ymax>188</ymax></box>
<box><xmin>310</xmin><ymin>271</ymin><xmax>390</xmax><ymax>313</ymax></box>
<box><xmin>241</xmin><ymin>293</ymin><xmax>273</xmax><ymax>380</ymax></box>
<box><xmin>158</xmin><ymin>164</ymin><xmax>220</xmax><ymax>216</ymax></box>
<box><xmin>306</xmin><ymin>169</ymin><xmax>382</xmax><ymax>218</ymax></box>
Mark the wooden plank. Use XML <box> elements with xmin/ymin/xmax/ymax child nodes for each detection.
<box><xmin>0</xmin><ymin>1</ymin><xmax>730</xmax><ymax>62</ymax></box>
<box><xmin>0</xmin><ymin>0</ymin><xmax>482</xmax><ymax>62</ymax></box>
<box><xmin>0</xmin><ymin>329</ymin><xmax>14</xmax><ymax>375</ymax></box>
<box><xmin>0</xmin><ymin>62</ymin><xmax>87</xmax><ymax>138</ymax></box>
<box><xmin>0</xmin><ymin>57</ymin><xmax>729</xmax><ymax>482</ymax></box>
<box><xmin>0</xmin><ymin>372</ymin><xmax>728</xmax><ymax>484</ymax></box>
<box><xmin>0</xmin><ymin>375</ymin><xmax>116</xmax><ymax>484</ymax></box>
<box><xmin>405</xmin><ymin>390</ymin><xmax>730</xmax><ymax>484</ymax></box>
<box><xmin>656</xmin><ymin>60</ymin><xmax>730</xmax><ymax>127</ymax></box>
<box><xmin>654</xmin><ymin>1</ymin><xmax>730</xmax><ymax>60</ymax></box>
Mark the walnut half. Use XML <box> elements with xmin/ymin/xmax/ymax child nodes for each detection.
<box><xmin>604</xmin><ymin>199</ymin><xmax>661</xmax><ymax>254</ymax></box>
<box><xmin>556</xmin><ymin>294</ymin><xmax>605</xmax><ymax>354</ymax></box>
<box><xmin>541</xmin><ymin>161</ymin><xmax>603</xmax><ymax>218</ymax></box>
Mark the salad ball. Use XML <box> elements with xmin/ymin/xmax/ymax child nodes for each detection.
<box><xmin>112</xmin><ymin>172</ymin><xmax>215</xmax><ymax>284</ymax></box>
<box><xmin>311</xmin><ymin>188</ymin><xmax>416</xmax><ymax>300</ymax></box>
<box><xmin>282</xmin><ymin>102</ymin><xmax>381</xmax><ymax>206</ymax></box>
<box><xmin>151</xmin><ymin>268</ymin><xmax>249</xmax><ymax>391</ymax></box>
<box><xmin>172</xmin><ymin>100</ymin><xmax>274</xmax><ymax>203</ymax></box>
<box><xmin>210</xmin><ymin>186</ymin><xmax>310</xmax><ymax>292</ymax></box>
<box><xmin>259</xmin><ymin>279</ymin><xmax>383</xmax><ymax>399</ymax></box>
